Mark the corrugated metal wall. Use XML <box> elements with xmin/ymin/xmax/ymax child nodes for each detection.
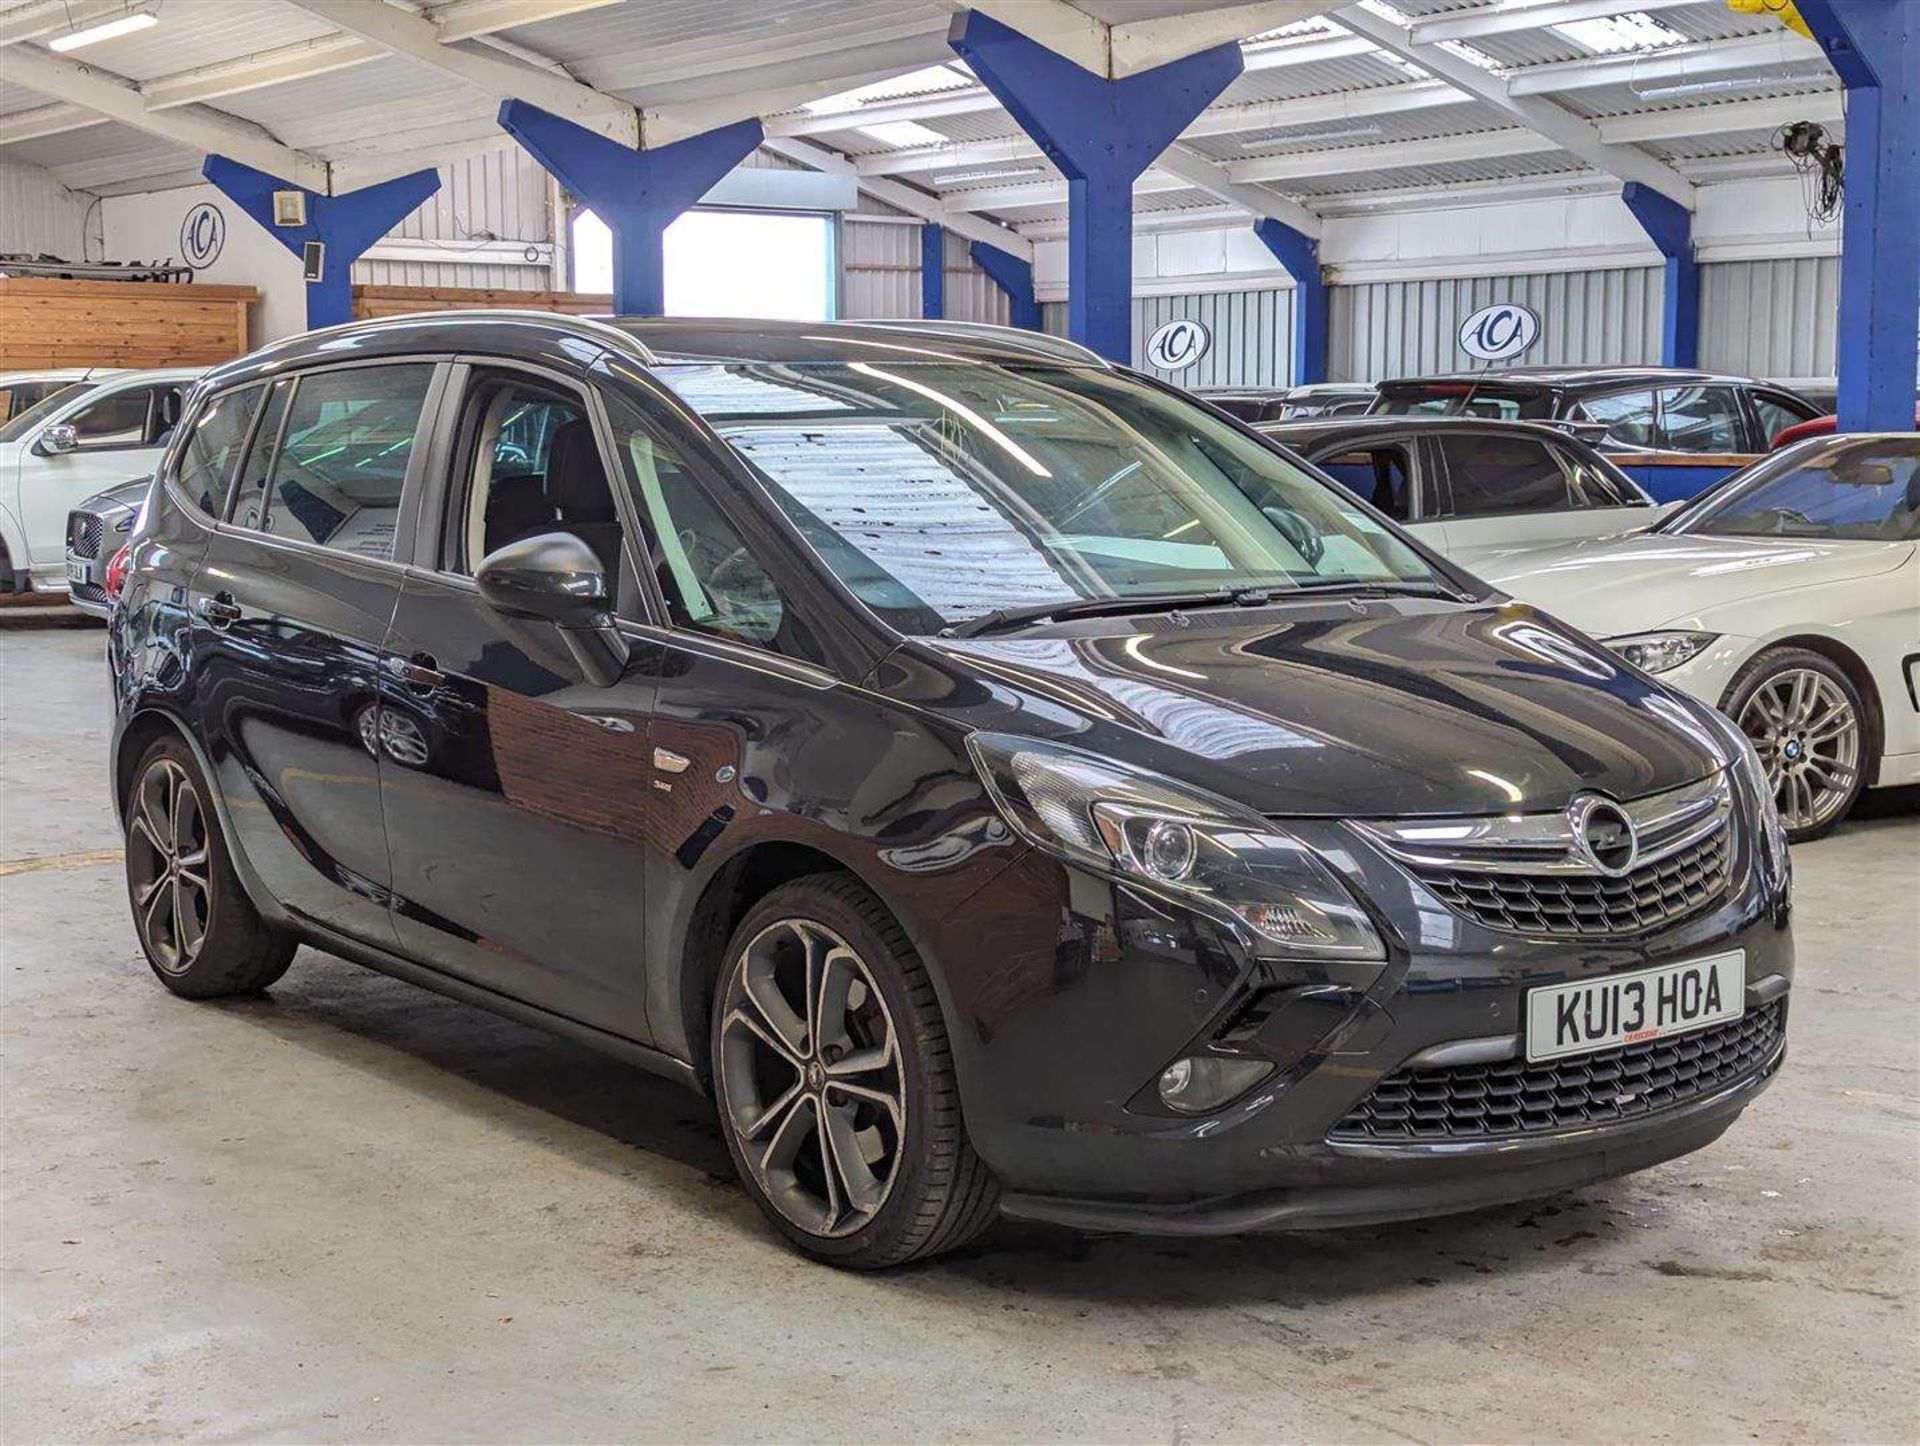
<box><xmin>1330</xmin><ymin>266</ymin><xmax>1663</xmax><ymax>381</ymax></box>
<box><xmin>1134</xmin><ymin>288</ymin><xmax>1296</xmax><ymax>388</ymax></box>
<box><xmin>1699</xmin><ymin>257</ymin><xmax>1840</xmax><ymax>378</ymax></box>
<box><xmin>352</xmin><ymin>148</ymin><xmax>553</xmax><ymax>291</ymax></box>
<box><xmin>1</xmin><ymin>158</ymin><xmax>95</xmax><ymax>259</ymax></box>
<box><xmin>838</xmin><ymin>208</ymin><xmax>1010</xmax><ymax>322</ymax></box>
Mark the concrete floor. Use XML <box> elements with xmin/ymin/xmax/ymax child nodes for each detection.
<box><xmin>5</xmin><ymin>624</ymin><xmax>1917</xmax><ymax>1444</ymax></box>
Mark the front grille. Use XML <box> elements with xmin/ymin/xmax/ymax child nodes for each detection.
<box><xmin>71</xmin><ymin>581</ymin><xmax>108</xmax><ymax>608</ymax></box>
<box><xmin>68</xmin><ymin>510</ymin><xmax>104</xmax><ymax>560</ymax></box>
<box><xmin>1414</xmin><ymin>825</ymin><xmax>1731</xmax><ymax>937</ymax></box>
<box><xmin>1329</xmin><ymin>999</ymin><xmax>1784</xmax><ymax>1143</ymax></box>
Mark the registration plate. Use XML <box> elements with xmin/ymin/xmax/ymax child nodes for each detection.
<box><xmin>66</xmin><ymin>559</ymin><xmax>87</xmax><ymax>586</ymax></box>
<box><xmin>1525</xmin><ymin>951</ymin><xmax>1744</xmax><ymax>1063</ymax></box>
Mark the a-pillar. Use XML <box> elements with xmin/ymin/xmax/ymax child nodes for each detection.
<box><xmin>498</xmin><ymin>100</ymin><xmax>763</xmax><ymax>316</ymax></box>
<box><xmin>969</xmin><ymin>240</ymin><xmax>1042</xmax><ymax>331</ymax></box>
<box><xmin>1621</xmin><ymin>181</ymin><xmax>1699</xmax><ymax>369</ymax></box>
<box><xmin>949</xmin><ymin>11</ymin><xmax>1241</xmax><ymax>362</ymax></box>
<box><xmin>1795</xmin><ymin>0</ymin><xmax>1919</xmax><ymax>431</ymax></box>
<box><xmin>202</xmin><ymin>156</ymin><xmax>440</xmax><ymax>331</ymax></box>
<box><xmin>1253</xmin><ymin>219</ymin><xmax>1329</xmax><ymax>385</ymax></box>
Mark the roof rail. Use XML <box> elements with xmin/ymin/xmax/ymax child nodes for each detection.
<box><xmin>251</xmin><ymin>309</ymin><xmax>660</xmax><ymax>366</ymax></box>
<box><xmin>858</xmin><ymin>319</ymin><xmax>1107</xmax><ymax>368</ymax></box>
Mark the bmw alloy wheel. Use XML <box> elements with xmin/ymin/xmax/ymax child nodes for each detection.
<box><xmin>1735</xmin><ymin>666</ymin><xmax>1860</xmax><ymax>834</ymax></box>
<box><xmin>717</xmin><ymin>918</ymin><xmax>906</xmax><ymax>1239</ymax></box>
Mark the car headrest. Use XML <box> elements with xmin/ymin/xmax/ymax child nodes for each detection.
<box><xmin>547</xmin><ymin>418</ymin><xmax>615</xmax><ymax>520</ymax></box>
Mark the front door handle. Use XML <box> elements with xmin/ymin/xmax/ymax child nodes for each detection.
<box><xmin>195</xmin><ymin>592</ymin><xmax>240</xmax><ymax>628</ymax></box>
<box><xmin>384</xmin><ymin>653</ymin><xmax>443</xmax><ymax>693</ymax></box>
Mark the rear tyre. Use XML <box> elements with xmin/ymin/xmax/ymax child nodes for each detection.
<box><xmin>1723</xmin><ymin>647</ymin><xmax>1869</xmax><ymax>842</ymax></box>
<box><xmin>710</xmin><ymin>874</ymin><xmax>999</xmax><ymax>1269</ymax></box>
<box><xmin>124</xmin><ymin>735</ymin><xmax>296</xmax><ymax>997</ymax></box>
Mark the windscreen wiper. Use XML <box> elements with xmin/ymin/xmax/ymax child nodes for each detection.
<box><xmin>1288</xmin><ymin>577</ymin><xmax>1475</xmax><ymax>602</ymax></box>
<box><xmin>941</xmin><ymin>589</ymin><xmax>1252</xmax><ymax>639</ymax></box>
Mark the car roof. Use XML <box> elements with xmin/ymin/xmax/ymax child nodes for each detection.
<box><xmin>199</xmin><ymin>312</ymin><xmax>1107</xmax><ymax>391</ymax></box>
<box><xmin>0</xmin><ymin>367</ymin><xmax>121</xmax><ymax>384</ymax></box>
<box><xmin>1257</xmin><ymin>415</ymin><xmax>1596</xmax><ymax>448</ymax></box>
<box><xmin>1378</xmin><ymin>366</ymin><xmax>1757</xmax><ymax>390</ymax></box>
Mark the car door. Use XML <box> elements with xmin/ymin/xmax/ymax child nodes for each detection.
<box><xmin>1428</xmin><ymin>429</ymin><xmax>1596</xmax><ymax>567</ymax></box>
<box><xmin>192</xmin><ymin>359</ymin><xmax>445</xmax><ymax>950</ymax></box>
<box><xmin>1656</xmin><ymin>384</ymin><xmax>1747</xmax><ymax>455</ymax></box>
<box><xmin>20</xmin><ymin>380</ymin><xmax>185</xmax><ymax>576</ymax></box>
<box><xmin>377</xmin><ymin>360</ymin><xmax>661</xmax><ymax>1038</ymax></box>
<box><xmin>1306</xmin><ymin>439</ymin><xmax>1436</xmax><ymax>545</ymax></box>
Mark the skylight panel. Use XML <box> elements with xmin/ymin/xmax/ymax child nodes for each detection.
<box><xmin>857</xmin><ymin>120</ymin><xmax>952</xmax><ymax>148</ymax></box>
<box><xmin>802</xmin><ymin>64</ymin><xmax>973</xmax><ymax>117</ymax></box>
<box><xmin>1553</xmin><ymin>12</ymin><xmax>1689</xmax><ymax>54</ymax></box>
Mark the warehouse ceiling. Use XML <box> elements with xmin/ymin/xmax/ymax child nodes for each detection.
<box><xmin>0</xmin><ymin>0</ymin><xmax>1840</xmax><ymax>249</ymax></box>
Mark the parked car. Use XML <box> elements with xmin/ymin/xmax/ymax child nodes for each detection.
<box><xmin>1369</xmin><ymin>368</ymin><xmax>1822</xmax><ymax>458</ymax></box>
<box><xmin>65</xmin><ymin>475</ymin><xmax>150</xmax><ymax>618</ymax></box>
<box><xmin>111</xmin><ymin>314</ymin><xmax>1792</xmax><ymax>1269</ymax></box>
<box><xmin>1767</xmin><ymin>378</ymin><xmax>1837</xmax><ymax>416</ymax></box>
<box><xmin>1256</xmin><ymin>416</ymin><xmax>1659</xmax><ymax>570</ymax></box>
<box><xmin>1481</xmin><ymin>433</ymin><xmax>1918</xmax><ymax>840</ymax></box>
<box><xmin>1771</xmin><ymin>406</ymin><xmax>1920</xmax><ymax>450</ymax></box>
<box><xmin>1201</xmin><ymin>382</ymin><xmax>1374</xmax><ymax>423</ymax></box>
<box><xmin>0</xmin><ymin>365</ymin><xmax>200</xmax><ymax>594</ymax></box>
<box><xmin>0</xmin><ymin>367</ymin><xmax>121</xmax><ymax>423</ymax></box>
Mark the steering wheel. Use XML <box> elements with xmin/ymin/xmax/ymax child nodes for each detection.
<box><xmin>1759</xmin><ymin>506</ymin><xmax>1820</xmax><ymax>534</ymax></box>
<box><xmin>1262</xmin><ymin>505</ymin><xmax>1325</xmax><ymax>567</ymax></box>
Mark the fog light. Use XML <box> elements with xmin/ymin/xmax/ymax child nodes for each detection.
<box><xmin>1156</xmin><ymin>1054</ymin><xmax>1273</xmax><ymax>1114</ymax></box>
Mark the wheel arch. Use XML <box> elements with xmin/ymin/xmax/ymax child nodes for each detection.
<box><xmin>1726</xmin><ymin>632</ymin><xmax>1886</xmax><ymax>786</ymax></box>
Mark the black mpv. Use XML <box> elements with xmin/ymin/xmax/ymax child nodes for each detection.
<box><xmin>109</xmin><ymin>315</ymin><xmax>1794</xmax><ymax>1268</ymax></box>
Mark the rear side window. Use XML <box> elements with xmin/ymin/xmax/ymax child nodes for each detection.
<box><xmin>228</xmin><ymin>364</ymin><xmax>433</xmax><ymax>562</ymax></box>
<box><xmin>1316</xmin><ymin>445</ymin><xmax>1413</xmax><ymax>521</ymax></box>
<box><xmin>173</xmin><ymin>386</ymin><xmax>263</xmax><ymax>517</ymax></box>
<box><xmin>1435</xmin><ymin>433</ymin><xmax>1569</xmax><ymax>516</ymax></box>
<box><xmin>1575</xmin><ymin>390</ymin><xmax>1657</xmax><ymax>449</ymax></box>
<box><xmin>1658</xmin><ymin>386</ymin><xmax>1743</xmax><ymax>452</ymax></box>
<box><xmin>1752</xmin><ymin>391</ymin><xmax>1818</xmax><ymax>448</ymax></box>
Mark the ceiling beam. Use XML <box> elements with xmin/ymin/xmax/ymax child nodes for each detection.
<box><xmin>1506</xmin><ymin>30</ymin><xmax>1827</xmax><ymax>95</ymax></box>
<box><xmin>142</xmin><ymin>34</ymin><xmax>385</xmax><ymax>110</ymax></box>
<box><xmin>1409</xmin><ymin>0</ymin><xmax>1697</xmax><ymax>45</ymax></box>
<box><xmin>280</xmin><ymin>0</ymin><xmax>639</xmax><ymax>144</ymax></box>
<box><xmin>0</xmin><ymin>0</ymin><xmax>128</xmax><ymax>47</ymax></box>
<box><xmin>1230</xmin><ymin>127</ymin><xmax>1560</xmax><ymax>183</ymax></box>
<box><xmin>937</xmin><ymin>169</ymin><xmax>1192</xmax><ymax>213</ymax></box>
<box><xmin>0</xmin><ymin>101</ymin><xmax>104</xmax><ymax>144</ymax></box>
<box><xmin>1597</xmin><ymin>90</ymin><xmax>1843</xmax><ymax>145</ymax></box>
<box><xmin>1330</xmin><ymin>5</ymin><xmax>1695</xmax><ymax>208</ymax></box>
<box><xmin>428</xmin><ymin>0</ymin><xmax>624</xmax><ymax>43</ymax></box>
<box><xmin>956</xmin><ymin>0</ymin><xmax>1347</xmax><ymax>78</ymax></box>
<box><xmin>1154</xmin><ymin>141</ymin><xmax>1322</xmax><ymax>237</ymax></box>
<box><xmin>761</xmin><ymin>133</ymin><xmax>1032</xmax><ymax>258</ymax></box>
<box><xmin>2</xmin><ymin>45</ymin><xmax>329</xmax><ymax>189</ymax></box>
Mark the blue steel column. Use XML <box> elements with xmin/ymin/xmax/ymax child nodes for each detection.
<box><xmin>921</xmin><ymin>223</ymin><xmax>946</xmax><ymax>319</ymax></box>
<box><xmin>1253</xmin><ymin>218</ymin><xmax>1328</xmax><ymax>385</ymax></box>
<box><xmin>202</xmin><ymin>156</ymin><xmax>439</xmax><ymax>331</ymax></box>
<box><xmin>949</xmin><ymin>11</ymin><xmax>1241</xmax><ymax>362</ymax></box>
<box><xmin>1621</xmin><ymin>182</ymin><xmax>1700</xmax><ymax>369</ymax></box>
<box><xmin>498</xmin><ymin>100</ymin><xmax>763</xmax><ymax>316</ymax></box>
<box><xmin>968</xmin><ymin>240</ymin><xmax>1042</xmax><ymax>330</ymax></box>
<box><xmin>1796</xmin><ymin>0</ymin><xmax>1919</xmax><ymax>431</ymax></box>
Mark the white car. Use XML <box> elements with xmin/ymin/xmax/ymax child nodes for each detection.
<box><xmin>0</xmin><ymin>367</ymin><xmax>124</xmax><ymax>424</ymax></box>
<box><xmin>0</xmin><ymin>366</ymin><xmax>202</xmax><ymax>595</ymax></box>
<box><xmin>1481</xmin><ymin>433</ymin><xmax>1919</xmax><ymax>840</ymax></box>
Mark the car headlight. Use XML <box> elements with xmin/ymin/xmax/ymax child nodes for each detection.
<box><xmin>1605</xmin><ymin>631</ymin><xmax>1718</xmax><ymax>674</ymax></box>
<box><xmin>967</xmin><ymin>732</ymin><xmax>1385</xmax><ymax>959</ymax></box>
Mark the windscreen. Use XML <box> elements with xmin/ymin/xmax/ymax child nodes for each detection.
<box><xmin>1663</xmin><ymin>436</ymin><xmax>1920</xmax><ymax>542</ymax></box>
<box><xmin>1369</xmin><ymin>381</ymin><xmax>1556</xmax><ymax>422</ymax></box>
<box><xmin>0</xmin><ymin>382</ymin><xmax>92</xmax><ymax>443</ymax></box>
<box><xmin>658</xmin><ymin>360</ymin><xmax>1439</xmax><ymax>635</ymax></box>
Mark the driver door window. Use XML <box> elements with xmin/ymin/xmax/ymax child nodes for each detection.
<box><xmin>66</xmin><ymin>387</ymin><xmax>157</xmax><ymax>450</ymax></box>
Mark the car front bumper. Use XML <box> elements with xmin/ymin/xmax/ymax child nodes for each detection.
<box><xmin>933</xmin><ymin>801</ymin><xmax>1793</xmax><ymax>1231</ymax></box>
<box><xmin>62</xmin><ymin>547</ymin><xmax>111</xmax><ymax>617</ymax></box>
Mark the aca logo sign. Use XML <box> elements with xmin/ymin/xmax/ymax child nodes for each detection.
<box><xmin>1145</xmin><ymin>317</ymin><xmax>1211</xmax><ymax>372</ymax></box>
<box><xmin>1458</xmin><ymin>302</ymin><xmax>1540</xmax><ymax>362</ymax></box>
<box><xmin>180</xmin><ymin>202</ymin><xmax>226</xmax><ymax>271</ymax></box>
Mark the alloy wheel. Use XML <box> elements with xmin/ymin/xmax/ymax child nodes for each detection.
<box><xmin>1735</xmin><ymin>666</ymin><xmax>1860</xmax><ymax>833</ymax></box>
<box><xmin>717</xmin><ymin>918</ymin><xmax>906</xmax><ymax>1239</ymax></box>
<box><xmin>126</xmin><ymin>759</ymin><xmax>212</xmax><ymax>974</ymax></box>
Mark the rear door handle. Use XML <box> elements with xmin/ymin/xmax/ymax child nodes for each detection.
<box><xmin>383</xmin><ymin>653</ymin><xmax>443</xmax><ymax>693</ymax></box>
<box><xmin>195</xmin><ymin>592</ymin><xmax>240</xmax><ymax>628</ymax></box>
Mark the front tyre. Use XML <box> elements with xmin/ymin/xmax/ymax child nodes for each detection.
<box><xmin>1725</xmin><ymin>647</ymin><xmax>1869</xmax><ymax>842</ymax></box>
<box><xmin>711</xmin><ymin>875</ymin><xmax>999</xmax><ymax>1268</ymax></box>
<box><xmin>125</xmin><ymin>735</ymin><xmax>296</xmax><ymax>997</ymax></box>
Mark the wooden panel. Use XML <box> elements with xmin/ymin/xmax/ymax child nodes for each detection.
<box><xmin>352</xmin><ymin>284</ymin><xmax>613</xmax><ymax>319</ymax></box>
<box><xmin>0</xmin><ymin>278</ymin><xmax>258</xmax><ymax>369</ymax></box>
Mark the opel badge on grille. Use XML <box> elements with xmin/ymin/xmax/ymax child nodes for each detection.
<box><xmin>1568</xmin><ymin>793</ymin><xmax>1639</xmax><ymax>877</ymax></box>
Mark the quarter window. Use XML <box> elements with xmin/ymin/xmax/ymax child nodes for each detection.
<box><xmin>1575</xmin><ymin>390</ymin><xmax>1658</xmax><ymax>450</ymax></box>
<box><xmin>1657</xmin><ymin>386</ymin><xmax>1743</xmax><ymax>452</ymax></box>
<box><xmin>228</xmin><ymin>364</ymin><xmax>433</xmax><ymax>561</ymax></box>
<box><xmin>1315</xmin><ymin>446</ymin><xmax>1413</xmax><ymax>521</ymax></box>
<box><xmin>1434</xmin><ymin>433</ymin><xmax>1569</xmax><ymax>516</ymax></box>
<box><xmin>1752</xmin><ymin>392</ymin><xmax>1818</xmax><ymax>448</ymax></box>
<box><xmin>174</xmin><ymin>386</ymin><xmax>264</xmax><ymax>517</ymax></box>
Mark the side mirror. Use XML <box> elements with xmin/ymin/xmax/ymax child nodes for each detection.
<box><xmin>35</xmin><ymin>423</ymin><xmax>78</xmax><ymax>456</ymax></box>
<box><xmin>1545</xmin><ymin>419</ymin><xmax>1612</xmax><ymax>447</ymax></box>
<box><xmin>475</xmin><ymin>531</ymin><xmax>630</xmax><ymax>686</ymax></box>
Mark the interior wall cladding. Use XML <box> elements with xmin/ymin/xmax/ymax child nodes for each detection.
<box><xmin>838</xmin><ymin>210</ymin><xmax>1008</xmax><ymax>322</ymax></box>
<box><xmin>1</xmin><ymin>159</ymin><xmax>94</xmax><ymax>259</ymax></box>
<box><xmin>1135</xmin><ymin>289</ymin><xmax>1297</xmax><ymax>389</ymax></box>
<box><xmin>352</xmin><ymin>148</ymin><xmax>553</xmax><ymax>291</ymax></box>
<box><xmin>1699</xmin><ymin>256</ymin><xmax>1841</xmax><ymax>378</ymax></box>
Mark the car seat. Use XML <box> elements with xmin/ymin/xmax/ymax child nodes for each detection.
<box><xmin>546</xmin><ymin>418</ymin><xmax>624</xmax><ymax>580</ymax></box>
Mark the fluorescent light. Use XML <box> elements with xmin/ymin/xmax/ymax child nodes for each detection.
<box><xmin>1634</xmin><ymin>71</ymin><xmax>1829</xmax><ymax>100</ymax></box>
<box><xmin>46</xmin><ymin>9</ymin><xmax>156</xmax><ymax>50</ymax></box>
<box><xmin>932</xmin><ymin>164</ymin><xmax>1044</xmax><ymax>186</ymax></box>
<box><xmin>1238</xmin><ymin>122</ymin><xmax>1385</xmax><ymax>147</ymax></box>
<box><xmin>1553</xmin><ymin>12</ymin><xmax>1687</xmax><ymax>55</ymax></box>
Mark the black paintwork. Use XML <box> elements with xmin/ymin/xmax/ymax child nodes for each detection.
<box><xmin>108</xmin><ymin>314</ymin><xmax>1793</xmax><ymax>1230</ymax></box>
